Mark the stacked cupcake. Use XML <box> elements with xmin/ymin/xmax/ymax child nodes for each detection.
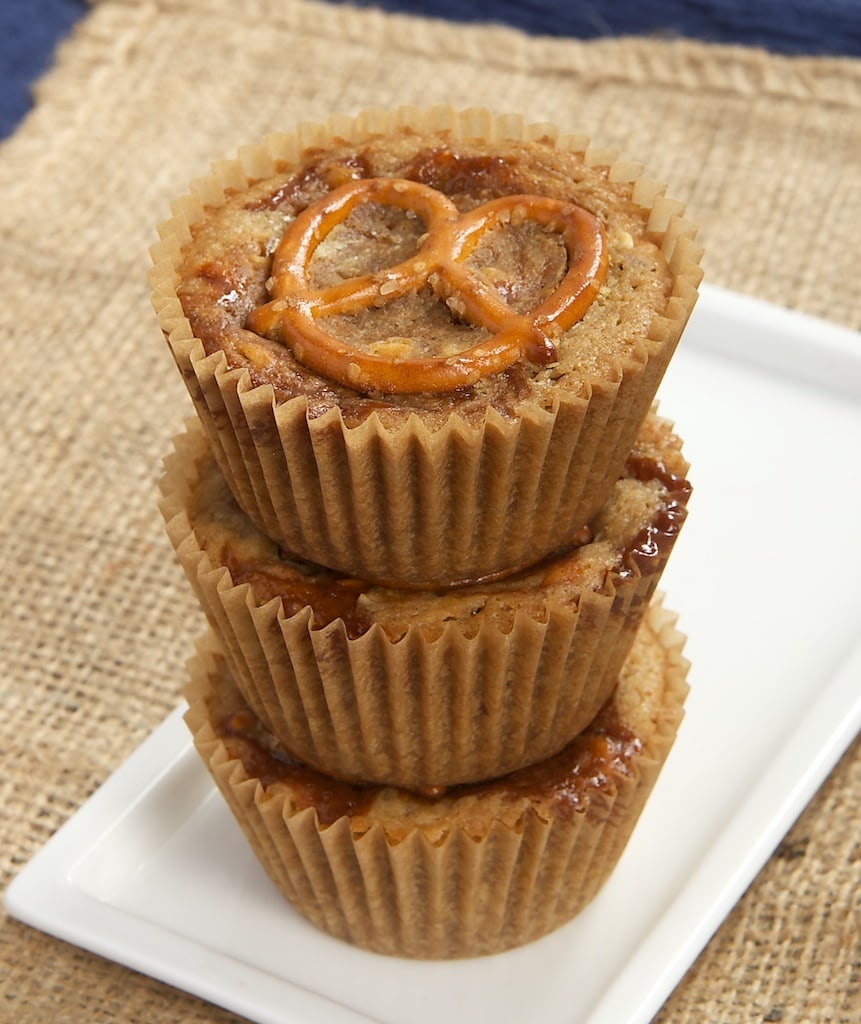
<box><xmin>150</xmin><ymin>107</ymin><xmax>702</xmax><ymax>958</ymax></box>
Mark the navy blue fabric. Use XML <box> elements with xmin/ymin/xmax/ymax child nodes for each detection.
<box><xmin>1</xmin><ymin>0</ymin><xmax>88</xmax><ymax>138</ymax></box>
<box><xmin>327</xmin><ymin>0</ymin><xmax>861</xmax><ymax>56</ymax></box>
<box><xmin>2</xmin><ymin>0</ymin><xmax>859</xmax><ymax>139</ymax></box>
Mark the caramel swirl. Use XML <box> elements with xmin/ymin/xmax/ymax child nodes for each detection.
<box><xmin>246</xmin><ymin>178</ymin><xmax>608</xmax><ymax>394</ymax></box>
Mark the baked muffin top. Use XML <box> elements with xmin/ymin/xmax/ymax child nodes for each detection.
<box><xmin>176</xmin><ymin>128</ymin><xmax>676</xmax><ymax>427</ymax></box>
<box><xmin>194</xmin><ymin>604</ymin><xmax>688</xmax><ymax>834</ymax></box>
<box><xmin>179</xmin><ymin>410</ymin><xmax>690</xmax><ymax>630</ymax></box>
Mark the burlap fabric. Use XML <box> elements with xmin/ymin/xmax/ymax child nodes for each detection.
<box><xmin>1</xmin><ymin>1</ymin><xmax>859</xmax><ymax>1020</ymax></box>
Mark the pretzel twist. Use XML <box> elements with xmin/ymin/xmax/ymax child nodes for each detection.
<box><xmin>246</xmin><ymin>178</ymin><xmax>608</xmax><ymax>394</ymax></box>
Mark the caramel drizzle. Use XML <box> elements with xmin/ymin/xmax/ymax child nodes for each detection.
<box><xmin>246</xmin><ymin>177</ymin><xmax>608</xmax><ymax>394</ymax></box>
<box><xmin>217</xmin><ymin>698</ymin><xmax>640</xmax><ymax>814</ymax></box>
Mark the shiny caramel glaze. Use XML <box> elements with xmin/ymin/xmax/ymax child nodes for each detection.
<box><xmin>618</xmin><ymin>456</ymin><xmax>692</xmax><ymax>579</ymax></box>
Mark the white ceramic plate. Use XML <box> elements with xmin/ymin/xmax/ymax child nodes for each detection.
<box><xmin>6</xmin><ymin>283</ymin><xmax>861</xmax><ymax>1024</ymax></box>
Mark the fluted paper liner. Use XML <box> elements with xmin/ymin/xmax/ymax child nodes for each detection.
<box><xmin>160</xmin><ymin>417</ymin><xmax>688</xmax><ymax>790</ymax></box>
<box><xmin>150</xmin><ymin>105</ymin><xmax>702</xmax><ymax>586</ymax></box>
<box><xmin>183</xmin><ymin>600</ymin><xmax>689</xmax><ymax>959</ymax></box>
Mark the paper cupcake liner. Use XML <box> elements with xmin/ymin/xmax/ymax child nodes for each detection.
<box><xmin>159</xmin><ymin>416</ymin><xmax>689</xmax><ymax>791</ymax></box>
<box><xmin>183</xmin><ymin>599</ymin><xmax>689</xmax><ymax>959</ymax></box>
<box><xmin>150</xmin><ymin>105</ymin><xmax>702</xmax><ymax>586</ymax></box>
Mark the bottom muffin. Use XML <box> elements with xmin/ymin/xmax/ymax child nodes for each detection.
<box><xmin>183</xmin><ymin>599</ymin><xmax>689</xmax><ymax>959</ymax></box>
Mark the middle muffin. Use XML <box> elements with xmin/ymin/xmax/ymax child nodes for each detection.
<box><xmin>160</xmin><ymin>411</ymin><xmax>690</xmax><ymax>791</ymax></box>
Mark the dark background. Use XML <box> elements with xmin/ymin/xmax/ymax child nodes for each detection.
<box><xmin>3</xmin><ymin>0</ymin><xmax>860</xmax><ymax>138</ymax></box>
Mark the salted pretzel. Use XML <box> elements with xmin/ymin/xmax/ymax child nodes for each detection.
<box><xmin>246</xmin><ymin>177</ymin><xmax>608</xmax><ymax>394</ymax></box>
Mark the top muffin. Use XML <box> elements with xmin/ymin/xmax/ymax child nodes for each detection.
<box><xmin>178</xmin><ymin>126</ymin><xmax>681</xmax><ymax>423</ymax></box>
<box><xmin>152</xmin><ymin>107</ymin><xmax>701</xmax><ymax>584</ymax></box>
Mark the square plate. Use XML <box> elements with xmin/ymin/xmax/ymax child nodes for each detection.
<box><xmin>6</xmin><ymin>283</ymin><xmax>861</xmax><ymax>1024</ymax></box>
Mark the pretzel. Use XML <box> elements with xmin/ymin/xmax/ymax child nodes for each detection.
<box><xmin>246</xmin><ymin>177</ymin><xmax>608</xmax><ymax>394</ymax></box>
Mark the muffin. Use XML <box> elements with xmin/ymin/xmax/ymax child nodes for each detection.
<box><xmin>150</xmin><ymin>105</ymin><xmax>702</xmax><ymax>585</ymax></box>
<box><xmin>160</xmin><ymin>410</ymin><xmax>690</xmax><ymax>790</ymax></box>
<box><xmin>183</xmin><ymin>598</ymin><xmax>689</xmax><ymax>958</ymax></box>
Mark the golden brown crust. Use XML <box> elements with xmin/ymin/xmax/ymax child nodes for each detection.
<box><xmin>175</xmin><ymin>129</ymin><xmax>676</xmax><ymax>426</ymax></box>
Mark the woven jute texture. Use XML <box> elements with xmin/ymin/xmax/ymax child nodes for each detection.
<box><xmin>1</xmin><ymin>1</ymin><xmax>859</xmax><ymax>1021</ymax></box>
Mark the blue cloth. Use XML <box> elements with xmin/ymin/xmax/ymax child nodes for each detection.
<box><xmin>2</xmin><ymin>0</ymin><xmax>859</xmax><ymax>139</ymax></box>
<box><xmin>331</xmin><ymin>0</ymin><xmax>861</xmax><ymax>55</ymax></box>
<box><xmin>1</xmin><ymin>0</ymin><xmax>88</xmax><ymax>138</ymax></box>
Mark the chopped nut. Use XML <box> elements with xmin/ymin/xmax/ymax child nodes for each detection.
<box><xmin>511</xmin><ymin>203</ymin><xmax>528</xmax><ymax>226</ymax></box>
<box><xmin>446</xmin><ymin>295</ymin><xmax>467</xmax><ymax>318</ymax></box>
<box><xmin>369</xmin><ymin>337</ymin><xmax>413</xmax><ymax>359</ymax></box>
